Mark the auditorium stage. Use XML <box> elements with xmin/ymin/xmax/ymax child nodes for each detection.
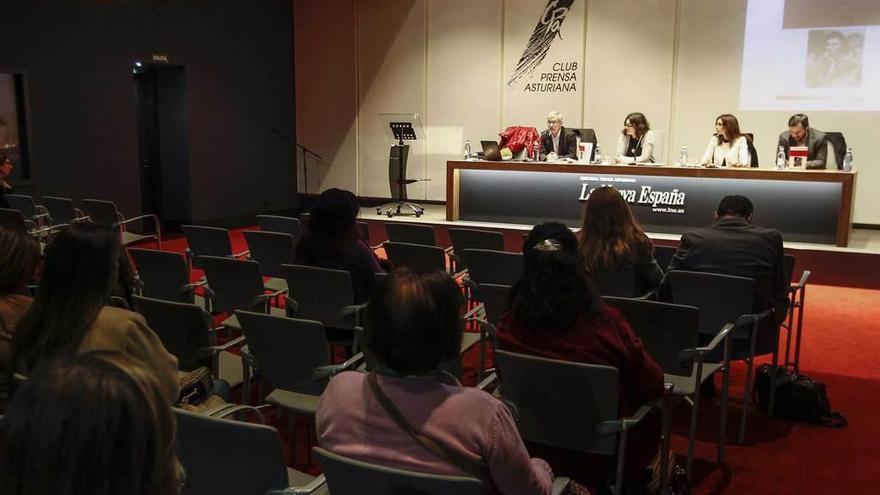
<box><xmin>356</xmin><ymin>203</ymin><xmax>880</xmax><ymax>290</ymax></box>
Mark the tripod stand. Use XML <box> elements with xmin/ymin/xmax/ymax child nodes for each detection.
<box><xmin>377</xmin><ymin>123</ymin><xmax>425</xmax><ymax>218</ymax></box>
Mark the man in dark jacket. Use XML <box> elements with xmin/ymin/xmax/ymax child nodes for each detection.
<box><xmin>539</xmin><ymin>111</ymin><xmax>578</xmax><ymax>161</ymax></box>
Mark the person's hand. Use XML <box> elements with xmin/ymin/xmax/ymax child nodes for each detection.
<box><xmin>546</xmin><ymin>151</ymin><xmax>558</xmax><ymax>162</ymax></box>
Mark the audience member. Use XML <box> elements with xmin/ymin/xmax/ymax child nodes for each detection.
<box><xmin>0</xmin><ymin>228</ymin><xmax>40</xmax><ymax>412</ymax></box>
<box><xmin>316</xmin><ymin>267</ymin><xmax>554</xmax><ymax>494</ymax></box>
<box><xmin>12</xmin><ymin>223</ymin><xmax>179</xmax><ymax>403</ymax></box>
<box><xmin>0</xmin><ymin>351</ymin><xmax>180</xmax><ymax>495</ymax></box>
<box><xmin>498</xmin><ymin>222</ymin><xmax>664</xmax><ymax>491</ymax></box>
<box><xmin>294</xmin><ymin>188</ymin><xmax>384</xmax><ymax>303</ymax></box>
<box><xmin>578</xmin><ymin>186</ymin><xmax>663</xmax><ymax>295</ymax></box>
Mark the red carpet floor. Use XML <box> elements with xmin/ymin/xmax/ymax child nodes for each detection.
<box><xmin>156</xmin><ymin>229</ymin><xmax>880</xmax><ymax>494</ymax></box>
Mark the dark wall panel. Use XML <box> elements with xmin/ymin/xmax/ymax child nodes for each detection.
<box><xmin>0</xmin><ymin>0</ymin><xmax>297</xmax><ymax>223</ymax></box>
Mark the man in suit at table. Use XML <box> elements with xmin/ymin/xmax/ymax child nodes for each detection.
<box><xmin>539</xmin><ymin>111</ymin><xmax>578</xmax><ymax>161</ymax></box>
<box><xmin>778</xmin><ymin>113</ymin><xmax>828</xmax><ymax>169</ymax></box>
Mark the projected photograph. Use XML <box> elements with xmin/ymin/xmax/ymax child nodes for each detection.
<box><xmin>805</xmin><ymin>29</ymin><xmax>864</xmax><ymax>88</ymax></box>
<box><xmin>0</xmin><ymin>74</ymin><xmax>19</xmax><ymax>149</ymax></box>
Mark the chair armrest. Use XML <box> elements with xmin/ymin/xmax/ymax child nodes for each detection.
<box><xmin>476</xmin><ymin>371</ymin><xmax>498</xmax><ymax>391</ymax></box>
<box><xmin>312</xmin><ymin>352</ymin><xmax>365</xmax><ymax>381</ymax></box>
<box><xmin>210</xmin><ymin>404</ymin><xmax>266</xmax><ymax>424</ymax></box>
<box><xmin>594</xmin><ymin>400</ymin><xmax>658</xmax><ymax>437</ymax></box>
<box><xmin>269</xmin><ymin>475</ymin><xmax>328</xmax><ymax>495</ymax></box>
<box><xmin>285</xmin><ymin>295</ymin><xmax>299</xmax><ymax>314</ymax></box>
<box><xmin>341</xmin><ymin>302</ymin><xmax>369</xmax><ymax>317</ymax></box>
<box><xmin>792</xmin><ymin>270</ymin><xmax>811</xmax><ymax>291</ymax></box>
<box><xmin>735</xmin><ymin>308</ymin><xmax>773</xmax><ymax>326</ymax></box>
<box><xmin>232</xmin><ymin>249</ymin><xmax>250</xmax><ymax>259</ymax></box>
<box><xmin>462</xmin><ymin>302</ymin><xmax>485</xmax><ymax>321</ymax></box>
<box><xmin>197</xmin><ymin>335</ymin><xmax>247</xmax><ymax>359</ymax></box>
<box><xmin>677</xmin><ymin>322</ymin><xmax>735</xmax><ymax>362</ymax></box>
<box><xmin>551</xmin><ymin>477</ymin><xmax>571</xmax><ymax>495</ymax></box>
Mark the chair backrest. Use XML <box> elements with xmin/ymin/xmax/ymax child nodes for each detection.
<box><xmin>784</xmin><ymin>254</ymin><xmax>796</xmax><ymax>284</ymax></box>
<box><xmin>314</xmin><ymin>446</ymin><xmax>485</xmax><ymax>495</ymax></box>
<box><xmin>0</xmin><ymin>208</ymin><xmax>27</xmax><ymax>233</ymax></box>
<box><xmin>243</xmin><ymin>230</ymin><xmax>295</xmax><ymax>279</ymax></box>
<box><xmin>174</xmin><ymin>408</ymin><xmax>289</xmax><ymax>495</ymax></box>
<box><xmin>282</xmin><ymin>264</ymin><xmax>355</xmax><ymax>329</ymax></box>
<box><xmin>448</xmin><ymin>229</ymin><xmax>504</xmax><ymax>269</ymax></box>
<box><xmin>133</xmin><ymin>295</ymin><xmax>210</xmax><ymax>371</ymax></box>
<box><xmin>81</xmin><ymin>199</ymin><xmax>120</xmax><ymax>227</ymax></box>
<box><xmin>200</xmin><ymin>256</ymin><xmax>266</xmax><ymax>313</ymax></box>
<box><xmin>357</xmin><ymin>221</ymin><xmax>371</xmax><ymax>244</ymax></box>
<box><xmin>573</xmin><ymin>128</ymin><xmax>597</xmax><ymax>161</ymax></box>
<box><xmin>128</xmin><ymin>248</ymin><xmax>194</xmax><ymax>303</ymax></box>
<box><xmin>462</xmin><ymin>249</ymin><xmax>522</xmax><ymax>287</ymax></box>
<box><xmin>589</xmin><ymin>265</ymin><xmax>636</xmax><ymax>297</ymax></box>
<box><xmin>256</xmin><ymin>214</ymin><xmax>301</xmax><ymax>238</ymax></box>
<box><xmin>825</xmin><ymin>132</ymin><xmax>847</xmax><ymax>169</ymax></box>
<box><xmin>385</xmin><ymin>242</ymin><xmax>446</xmax><ymax>271</ymax></box>
<box><xmin>41</xmin><ymin>196</ymin><xmax>79</xmax><ymax>224</ymax></box>
<box><xmin>653</xmin><ymin>245</ymin><xmax>676</xmax><ymax>270</ymax></box>
<box><xmin>651</xmin><ymin>129</ymin><xmax>665</xmax><ymax>162</ymax></box>
<box><xmin>744</xmin><ymin>132</ymin><xmax>759</xmax><ymax>167</ymax></box>
<box><xmin>5</xmin><ymin>194</ymin><xmax>36</xmax><ymax>218</ymax></box>
<box><xmin>182</xmin><ymin>225</ymin><xmax>233</xmax><ymax>268</ymax></box>
<box><xmin>384</xmin><ymin>223</ymin><xmax>436</xmax><ymax>246</ymax></box>
<box><xmin>495</xmin><ymin>349</ymin><xmax>620</xmax><ymax>455</ymax></box>
<box><xmin>603</xmin><ymin>297</ymin><xmax>699</xmax><ymax>376</ymax></box>
<box><xmin>235</xmin><ymin>311</ymin><xmax>329</xmax><ymax>394</ymax></box>
<box><xmin>477</xmin><ymin>283</ymin><xmax>510</xmax><ymax>328</ymax></box>
<box><xmin>669</xmin><ymin>270</ymin><xmax>754</xmax><ymax>340</ymax></box>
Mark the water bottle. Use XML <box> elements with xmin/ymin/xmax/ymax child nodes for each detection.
<box><xmin>843</xmin><ymin>147</ymin><xmax>853</xmax><ymax>171</ymax></box>
<box><xmin>679</xmin><ymin>146</ymin><xmax>688</xmax><ymax>166</ymax></box>
<box><xmin>464</xmin><ymin>140</ymin><xmax>472</xmax><ymax>160</ymax></box>
<box><xmin>776</xmin><ymin>146</ymin><xmax>787</xmax><ymax>170</ymax></box>
<box><xmin>594</xmin><ymin>143</ymin><xmax>602</xmax><ymax>164</ymax></box>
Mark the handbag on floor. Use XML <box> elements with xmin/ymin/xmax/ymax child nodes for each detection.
<box><xmin>753</xmin><ymin>364</ymin><xmax>847</xmax><ymax>427</ymax></box>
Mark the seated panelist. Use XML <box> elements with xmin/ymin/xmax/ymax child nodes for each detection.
<box><xmin>614</xmin><ymin>112</ymin><xmax>655</xmax><ymax>164</ymax></box>
<box><xmin>539</xmin><ymin>111</ymin><xmax>578</xmax><ymax>162</ymax></box>
<box><xmin>777</xmin><ymin>113</ymin><xmax>827</xmax><ymax>169</ymax></box>
<box><xmin>700</xmin><ymin>113</ymin><xmax>750</xmax><ymax>167</ymax></box>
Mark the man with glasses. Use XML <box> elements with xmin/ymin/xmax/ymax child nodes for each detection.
<box><xmin>539</xmin><ymin>111</ymin><xmax>578</xmax><ymax>162</ymax></box>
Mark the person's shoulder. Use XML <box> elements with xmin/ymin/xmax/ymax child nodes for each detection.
<box><xmin>94</xmin><ymin>305</ymin><xmax>147</xmax><ymax>328</ymax></box>
<box><xmin>778</xmin><ymin>130</ymin><xmax>790</xmax><ymax>140</ymax></box>
<box><xmin>811</xmin><ymin>128</ymin><xmax>827</xmax><ymax>140</ymax></box>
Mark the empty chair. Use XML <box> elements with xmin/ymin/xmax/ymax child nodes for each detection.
<box><xmin>384</xmin><ymin>222</ymin><xmax>437</xmax><ymax>246</ymax></box>
<box><xmin>174</xmin><ymin>408</ymin><xmax>327</xmax><ymax>495</ymax></box>
<box><xmin>448</xmin><ymin>228</ymin><xmax>504</xmax><ymax>269</ymax></box>
<box><xmin>5</xmin><ymin>194</ymin><xmax>49</xmax><ymax>226</ymax></box>
<box><xmin>182</xmin><ymin>224</ymin><xmax>248</xmax><ymax>270</ymax></box>
<box><xmin>256</xmin><ymin>214</ymin><xmax>301</xmax><ymax>238</ymax></box>
<box><xmin>494</xmin><ymin>350</ymin><xmax>664</xmax><ymax>495</ymax></box>
<box><xmin>781</xmin><ymin>254</ymin><xmax>811</xmax><ymax>373</ymax></box>
<box><xmin>385</xmin><ymin>241</ymin><xmax>447</xmax><ymax>272</ymax></box>
<box><xmin>41</xmin><ymin>195</ymin><xmax>85</xmax><ymax>225</ymax></box>
<box><xmin>669</xmin><ymin>270</ymin><xmax>776</xmax><ymax>444</ymax></box>
<box><xmin>243</xmin><ymin>229</ymin><xmax>295</xmax><ymax>290</ymax></box>
<box><xmin>81</xmin><ymin>198</ymin><xmax>162</xmax><ymax>247</ymax></box>
<box><xmin>0</xmin><ymin>208</ymin><xmax>28</xmax><ymax>233</ymax></box>
<box><xmin>605</xmin><ymin>296</ymin><xmax>733</xmax><ymax>485</ymax></box>
<box><xmin>461</xmin><ymin>248</ymin><xmax>523</xmax><ymax>287</ymax></box>
<box><xmin>133</xmin><ymin>295</ymin><xmax>242</xmax><ymax>387</ymax></box>
<box><xmin>199</xmin><ymin>255</ymin><xmax>285</xmax><ymax>330</ymax></box>
<box><xmin>128</xmin><ymin>248</ymin><xmax>206</xmax><ymax>307</ymax></box>
<box><xmin>282</xmin><ymin>264</ymin><xmax>362</xmax><ymax>348</ymax></box>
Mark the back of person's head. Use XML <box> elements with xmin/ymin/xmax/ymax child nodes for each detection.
<box><xmin>578</xmin><ymin>186</ymin><xmax>652</xmax><ymax>273</ymax></box>
<box><xmin>0</xmin><ymin>351</ymin><xmax>179</xmax><ymax>495</ymax></box>
<box><xmin>0</xmin><ymin>228</ymin><xmax>40</xmax><ymax>296</ymax></box>
<box><xmin>366</xmin><ymin>267</ymin><xmax>462</xmax><ymax>376</ymax></box>
<box><xmin>296</xmin><ymin>188</ymin><xmax>359</xmax><ymax>262</ymax></box>
<box><xmin>13</xmin><ymin>223</ymin><xmax>120</xmax><ymax>371</ymax></box>
<box><xmin>716</xmin><ymin>195</ymin><xmax>754</xmax><ymax>219</ymax></box>
<box><xmin>511</xmin><ymin>222</ymin><xmax>601</xmax><ymax>335</ymax></box>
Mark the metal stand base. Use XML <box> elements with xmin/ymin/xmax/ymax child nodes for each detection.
<box><xmin>376</xmin><ymin>201</ymin><xmax>424</xmax><ymax>218</ymax></box>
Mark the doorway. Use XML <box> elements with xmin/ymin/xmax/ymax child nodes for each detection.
<box><xmin>134</xmin><ymin>64</ymin><xmax>191</xmax><ymax>230</ymax></box>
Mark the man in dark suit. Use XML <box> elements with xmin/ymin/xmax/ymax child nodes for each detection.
<box><xmin>539</xmin><ymin>111</ymin><xmax>578</xmax><ymax>161</ymax></box>
<box><xmin>778</xmin><ymin>113</ymin><xmax>828</xmax><ymax>169</ymax></box>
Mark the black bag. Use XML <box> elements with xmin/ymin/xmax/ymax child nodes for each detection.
<box><xmin>753</xmin><ymin>364</ymin><xmax>847</xmax><ymax>427</ymax></box>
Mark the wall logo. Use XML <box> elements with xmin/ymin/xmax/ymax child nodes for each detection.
<box><xmin>507</xmin><ymin>0</ymin><xmax>576</xmax><ymax>90</ymax></box>
<box><xmin>577</xmin><ymin>176</ymin><xmax>688</xmax><ymax>215</ymax></box>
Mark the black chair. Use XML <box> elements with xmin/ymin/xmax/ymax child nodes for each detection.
<box><xmin>281</xmin><ymin>264</ymin><xmax>363</xmax><ymax>349</ymax></box>
<box><xmin>0</xmin><ymin>208</ymin><xmax>29</xmax><ymax>233</ymax></box>
<box><xmin>199</xmin><ymin>255</ymin><xmax>286</xmax><ymax>330</ymax></box>
<box><xmin>182</xmin><ymin>225</ymin><xmax>249</xmax><ymax>271</ymax></box>
<box><xmin>256</xmin><ymin>214</ymin><xmax>301</xmax><ymax>238</ymax></box>
<box><xmin>653</xmin><ymin>245</ymin><xmax>676</xmax><ymax>271</ymax></box>
<box><xmin>5</xmin><ymin>194</ymin><xmax>49</xmax><ymax>227</ymax></box>
<box><xmin>81</xmin><ymin>199</ymin><xmax>162</xmax><ymax>247</ymax></box>
<box><xmin>825</xmin><ymin>132</ymin><xmax>847</xmax><ymax>169</ymax></box>
<box><xmin>461</xmin><ymin>249</ymin><xmax>523</xmax><ymax>287</ymax></box>
<box><xmin>781</xmin><ymin>254</ymin><xmax>811</xmax><ymax>373</ymax></box>
<box><xmin>590</xmin><ymin>265</ymin><xmax>638</xmax><ymax>298</ymax></box>
<box><xmin>384</xmin><ymin>222</ymin><xmax>438</xmax><ymax>246</ymax></box>
<box><xmin>243</xmin><ymin>230</ymin><xmax>295</xmax><ymax>289</ymax></box>
<box><xmin>448</xmin><ymin>228</ymin><xmax>504</xmax><ymax>269</ymax></box>
<box><xmin>174</xmin><ymin>408</ymin><xmax>327</xmax><ymax>495</ymax></box>
<box><xmin>385</xmin><ymin>241</ymin><xmax>448</xmax><ymax>272</ymax></box>
<box><xmin>744</xmin><ymin>133</ymin><xmax>759</xmax><ymax>167</ymax></box>
<box><xmin>128</xmin><ymin>248</ymin><xmax>206</xmax><ymax>307</ymax></box>
<box><xmin>41</xmin><ymin>196</ymin><xmax>86</xmax><ymax>225</ymax></box>
<box><xmin>573</xmin><ymin>128</ymin><xmax>598</xmax><ymax>161</ymax></box>
<box><xmin>477</xmin><ymin>283</ymin><xmax>510</xmax><ymax>328</ymax></box>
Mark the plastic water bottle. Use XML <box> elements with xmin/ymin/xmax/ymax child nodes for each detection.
<box><xmin>464</xmin><ymin>140</ymin><xmax>472</xmax><ymax>160</ymax></box>
<box><xmin>843</xmin><ymin>147</ymin><xmax>853</xmax><ymax>171</ymax></box>
<box><xmin>776</xmin><ymin>146</ymin><xmax>787</xmax><ymax>170</ymax></box>
<box><xmin>594</xmin><ymin>143</ymin><xmax>602</xmax><ymax>164</ymax></box>
<box><xmin>679</xmin><ymin>146</ymin><xmax>688</xmax><ymax>166</ymax></box>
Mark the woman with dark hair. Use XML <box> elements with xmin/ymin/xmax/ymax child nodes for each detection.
<box><xmin>0</xmin><ymin>228</ymin><xmax>40</xmax><ymax>411</ymax></box>
<box><xmin>12</xmin><ymin>223</ymin><xmax>179</xmax><ymax>403</ymax></box>
<box><xmin>0</xmin><ymin>351</ymin><xmax>180</xmax><ymax>495</ymax></box>
<box><xmin>294</xmin><ymin>188</ymin><xmax>384</xmax><ymax>302</ymax></box>
<box><xmin>317</xmin><ymin>267</ymin><xmax>554</xmax><ymax>494</ymax></box>
<box><xmin>700</xmin><ymin>113</ymin><xmax>750</xmax><ymax>167</ymax></box>
<box><xmin>577</xmin><ymin>186</ymin><xmax>663</xmax><ymax>295</ymax></box>
<box><xmin>614</xmin><ymin>112</ymin><xmax>656</xmax><ymax>164</ymax></box>
<box><xmin>497</xmin><ymin>222</ymin><xmax>664</xmax><ymax>491</ymax></box>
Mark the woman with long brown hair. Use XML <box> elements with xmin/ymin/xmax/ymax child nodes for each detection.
<box><xmin>577</xmin><ymin>186</ymin><xmax>663</xmax><ymax>295</ymax></box>
<box><xmin>700</xmin><ymin>113</ymin><xmax>750</xmax><ymax>167</ymax></box>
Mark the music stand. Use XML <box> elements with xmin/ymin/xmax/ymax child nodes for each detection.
<box><xmin>376</xmin><ymin>113</ymin><xmax>426</xmax><ymax>218</ymax></box>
